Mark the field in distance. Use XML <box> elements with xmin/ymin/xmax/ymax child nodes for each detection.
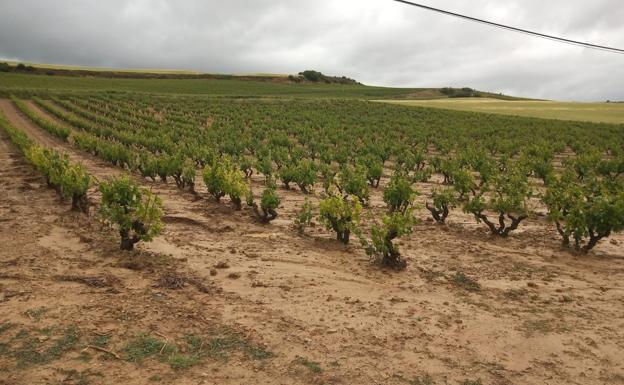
<box><xmin>378</xmin><ymin>97</ymin><xmax>624</xmax><ymax>124</ymax></box>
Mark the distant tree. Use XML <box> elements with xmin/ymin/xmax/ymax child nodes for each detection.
<box><xmin>300</xmin><ymin>70</ymin><xmax>323</xmax><ymax>82</ymax></box>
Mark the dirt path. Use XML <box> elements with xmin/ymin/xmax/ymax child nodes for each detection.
<box><xmin>1</xmin><ymin>98</ymin><xmax>623</xmax><ymax>385</ymax></box>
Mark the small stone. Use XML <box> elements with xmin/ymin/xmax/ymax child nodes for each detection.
<box><xmin>210</xmin><ymin>269</ymin><xmax>217</xmax><ymax>276</ymax></box>
<box><xmin>227</xmin><ymin>272</ymin><xmax>241</xmax><ymax>279</ymax></box>
<box><xmin>215</xmin><ymin>261</ymin><xmax>230</xmax><ymax>269</ymax></box>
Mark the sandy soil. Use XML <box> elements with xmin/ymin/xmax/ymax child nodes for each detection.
<box><xmin>1</xmin><ymin>99</ymin><xmax>623</xmax><ymax>385</ymax></box>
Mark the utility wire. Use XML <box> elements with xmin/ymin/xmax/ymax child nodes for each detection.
<box><xmin>393</xmin><ymin>0</ymin><xmax>624</xmax><ymax>54</ymax></box>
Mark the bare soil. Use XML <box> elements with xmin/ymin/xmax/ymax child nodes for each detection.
<box><xmin>1</xmin><ymin>99</ymin><xmax>623</xmax><ymax>385</ymax></box>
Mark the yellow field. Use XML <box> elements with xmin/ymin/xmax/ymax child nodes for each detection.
<box><xmin>378</xmin><ymin>98</ymin><xmax>624</xmax><ymax>124</ymax></box>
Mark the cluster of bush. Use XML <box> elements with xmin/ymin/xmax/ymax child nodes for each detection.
<box><xmin>288</xmin><ymin>70</ymin><xmax>359</xmax><ymax>85</ymax></box>
<box><xmin>9</xmin><ymin>94</ymin><xmax>623</xmax><ymax>271</ymax></box>
<box><xmin>440</xmin><ymin>87</ymin><xmax>481</xmax><ymax>98</ymax></box>
<box><xmin>0</xmin><ymin>105</ymin><xmax>164</xmax><ymax>251</ymax></box>
<box><xmin>0</xmin><ymin>62</ymin><xmax>36</xmax><ymax>73</ymax></box>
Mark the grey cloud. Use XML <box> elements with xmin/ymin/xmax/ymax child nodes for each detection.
<box><xmin>0</xmin><ymin>0</ymin><xmax>622</xmax><ymax>101</ymax></box>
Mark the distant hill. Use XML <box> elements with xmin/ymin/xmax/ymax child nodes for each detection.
<box><xmin>0</xmin><ymin>61</ymin><xmax>526</xmax><ymax>100</ymax></box>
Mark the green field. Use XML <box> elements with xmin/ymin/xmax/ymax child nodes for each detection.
<box><xmin>0</xmin><ymin>71</ymin><xmax>523</xmax><ymax>101</ymax></box>
<box><xmin>378</xmin><ymin>98</ymin><xmax>624</xmax><ymax>124</ymax></box>
<box><xmin>0</xmin><ymin>72</ymin><xmax>427</xmax><ymax>99</ymax></box>
<box><xmin>3</xmin><ymin>60</ymin><xmax>202</xmax><ymax>74</ymax></box>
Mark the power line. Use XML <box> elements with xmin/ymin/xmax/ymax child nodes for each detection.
<box><xmin>393</xmin><ymin>0</ymin><xmax>624</xmax><ymax>54</ymax></box>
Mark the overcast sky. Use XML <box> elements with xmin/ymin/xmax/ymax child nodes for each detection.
<box><xmin>1</xmin><ymin>0</ymin><xmax>623</xmax><ymax>101</ymax></box>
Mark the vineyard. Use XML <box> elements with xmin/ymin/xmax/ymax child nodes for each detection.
<box><xmin>5</xmin><ymin>93</ymin><xmax>623</xmax><ymax>257</ymax></box>
<box><xmin>1</xmin><ymin>85</ymin><xmax>623</xmax><ymax>385</ymax></box>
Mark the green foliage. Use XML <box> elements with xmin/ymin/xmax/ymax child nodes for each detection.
<box><xmin>224</xmin><ymin>164</ymin><xmax>248</xmax><ymax>210</ymax></box>
<box><xmin>177</xmin><ymin>158</ymin><xmax>197</xmax><ymax>192</ymax></box>
<box><xmin>12</xmin><ymin>327</ymin><xmax>80</xmax><ymax>368</ymax></box>
<box><xmin>292</xmin><ymin>159</ymin><xmax>317</xmax><ymax>194</ymax></box>
<box><xmin>319</xmin><ymin>163</ymin><xmax>337</xmax><ymax>193</ymax></box>
<box><xmin>122</xmin><ymin>334</ymin><xmax>173</xmax><ymax>363</ymax></box>
<box><xmin>426</xmin><ymin>188</ymin><xmax>457</xmax><ymax>224</ymax></box>
<box><xmin>3</xmin><ymin>87</ymin><xmax>624</xmax><ymax>260</ymax></box>
<box><xmin>359</xmin><ymin>209</ymin><xmax>416</xmax><ymax>270</ymax></box>
<box><xmin>336</xmin><ymin>165</ymin><xmax>369</xmax><ymax>204</ymax></box>
<box><xmin>278</xmin><ymin>163</ymin><xmax>296</xmax><ymax>189</ymax></box>
<box><xmin>451</xmin><ymin>168</ymin><xmax>476</xmax><ymax>200</ymax></box>
<box><xmin>294</xmin><ymin>198</ymin><xmax>313</xmax><ymax>234</ymax></box>
<box><xmin>26</xmin><ymin>146</ymin><xmax>91</xmax><ymax>212</ymax></box>
<box><xmin>239</xmin><ymin>156</ymin><xmax>254</xmax><ymax>178</ymax></box>
<box><xmin>544</xmin><ymin>169</ymin><xmax>624</xmax><ymax>252</ymax></box>
<box><xmin>464</xmin><ymin>166</ymin><xmax>531</xmax><ymax>236</ymax></box>
<box><xmin>383</xmin><ymin>173</ymin><xmax>416</xmax><ymax>213</ymax></box>
<box><xmin>411</xmin><ymin>166</ymin><xmax>433</xmax><ymax>183</ymax></box>
<box><xmin>0</xmin><ymin>108</ymin><xmax>34</xmax><ymax>151</ymax></box>
<box><xmin>256</xmin><ymin>155</ymin><xmax>273</xmax><ymax>180</ymax></box>
<box><xmin>1</xmin><ymin>109</ymin><xmax>92</xmax><ymax>213</ymax></box>
<box><xmin>170</xmin><ymin>156</ymin><xmax>197</xmax><ymax>191</ymax></box>
<box><xmin>203</xmin><ymin>157</ymin><xmax>248</xmax><ymax>208</ymax></box>
<box><xmin>248</xmin><ymin>187</ymin><xmax>280</xmax><ymax>223</ymax></box>
<box><xmin>99</xmin><ymin>175</ymin><xmax>163</xmax><ymax>250</ymax></box>
<box><xmin>12</xmin><ymin>96</ymin><xmax>71</xmax><ymax>141</ymax></box>
<box><xmin>362</xmin><ymin>155</ymin><xmax>383</xmax><ymax>187</ymax></box>
<box><xmin>60</xmin><ymin>163</ymin><xmax>91</xmax><ymax>212</ymax></box>
<box><xmin>298</xmin><ymin>70</ymin><xmax>358</xmax><ymax>84</ymax></box>
<box><xmin>319</xmin><ymin>192</ymin><xmax>362</xmax><ymax>244</ymax></box>
<box><xmin>522</xmin><ymin>144</ymin><xmax>555</xmax><ymax>183</ymax></box>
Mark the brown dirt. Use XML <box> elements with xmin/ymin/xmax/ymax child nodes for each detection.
<box><xmin>1</xmin><ymin>99</ymin><xmax>623</xmax><ymax>385</ymax></box>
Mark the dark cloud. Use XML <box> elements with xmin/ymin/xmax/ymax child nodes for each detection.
<box><xmin>0</xmin><ymin>0</ymin><xmax>622</xmax><ymax>100</ymax></box>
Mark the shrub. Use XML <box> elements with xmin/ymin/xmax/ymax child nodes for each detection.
<box><xmin>278</xmin><ymin>163</ymin><xmax>296</xmax><ymax>189</ymax></box>
<box><xmin>248</xmin><ymin>187</ymin><xmax>280</xmax><ymax>223</ymax></box>
<box><xmin>383</xmin><ymin>173</ymin><xmax>416</xmax><ymax>213</ymax></box>
<box><xmin>27</xmin><ymin>146</ymin><xmax>68</xmax><ymax>191</ymax></box>
<box><xmin>451</xmin><ymin>168</ymin><xmax>476</xmax><ymax>201</ymax></box>
<box><xmin>27</xmin><ymin>146</ymin><xmax>90</xmax><ymax>212</ymax></box>
<box><xmin>99</xmin><ymin>175</ymin><xmax>163</xmax><ymax>250</ymax></box>
<box><xmin>319</xmin><ymin>163</ymin><xmax>337</xmax><ymax>193</ymax></box>
<box><xmin>171</xmin><ymin>158</ymin><xmax>196</xmax><ymax>193</ymax></box>
<box><xmin>463</xmin><ymin>166</ymin><xmax>531</xmax><ymax>236</ymax></box>
<box><xmin>224</xmin><ymin>165</ymin><xmax>248</xmax><ymax>210</ymax></box>
<box><xmin>362</xmin><ymin>156</ymin><xmax>383</xmax><ymax>187</ymax></box>
<box><xmin>155</xmin><ymin>155</ymin><xmax>177</xmax><ymax>183</ymax></box>
<box><xmin>294</xmin><ymin>198</ymin><xmax>313</xmax><ymax>234</ymax></box>
<box><xmin>544</xmin><ymin>170</ymin><xmax>624</xmax><ymax>252</ymax></box>
<box><xmin>12</xmin><ymin>96</ymin><xmax>71</xmax><ymax>141</ymax></box>
<box><xmin>411</xmin><ymin>166</ymin><xmax>432</xmax><ymax>183</ymax></box>
<box><xmin>137</xmin><ymin>153</ymin><xmax>158</xmax><ymax>182</ymax></box>
<box><xmin>203</xmin><ymin>159</ymin><xmax>230</xmax><ymax>202</ymax></box>
<box><xmin>336</xmin><ymin>165</ymin><xmax>369</xmax><ymax>204</ymax></box>
<box><xmin>426</xmin><ymin>188</ymin><xmax>457</xmax><ymax>224</ymax></box>
<box><xmin>292</xmin><ymin>159</ymin><xmax>317</xmax><ymax>194</ymax></box>
<box><xmin>359</xmin><ymin>209</ymin><xmax>416</xmax><ymax>270</ymax></box>
<box><xmin>319</xmin><ymin>192</ymin><xmax>362</xmax><ymax>244</ymax></box>
<box><xmin>60</xmin><ymin>163</ymin><xmax>91</xmax><ymax>213</ymax></box>
<box><xmin>256</xmin><ymin>156</ymin><xmax>273</xmax><ymax>182</ymax></box>
<box><xmin>240</xmin><ymin>156</ymin><xmax>254</xmax><ymax>178</ymax></box>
